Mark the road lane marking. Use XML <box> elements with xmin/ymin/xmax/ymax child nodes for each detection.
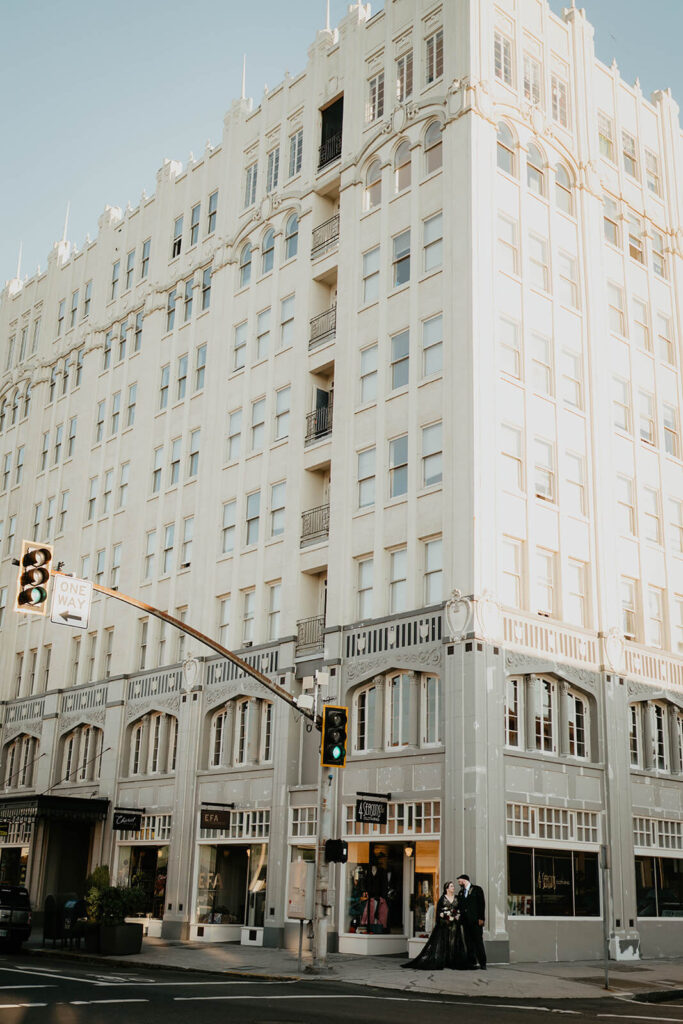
<box><xmin>173</xmin><ymin>994</ymin><xmax>580</xmax><ymax>1010</ymax></box>
<box><xmin>70</xmin><ymin>999</ymin><xmax>149</xmax><ymax>1005</ymax></box>
<box><xmin>0</xmin><ymin>986</ymin><xmax>55</xmax><ymax>990</ymax></box>
<box><xmin>0</xmin><ymin>1005</ymin><xmax>48</xmax><ymax>1010</ymax></box>
<box><xmin>597</xmin><ymin>1017</ymin><xmax>683</xmax><ymax>1022</ymax></box>
<box><xmin>0</xmin><ymin>966</ymin><xmax>106</xmax><ymax>986</ymax></box>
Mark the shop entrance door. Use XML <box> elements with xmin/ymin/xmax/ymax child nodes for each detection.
<box><xmin>43</xmin><ymin>821</ymin><xmax>91</xmax><ymax>897</ymax></box>
<box><xmin>117</xmin><ymin>846</ymin><xmax>168</xmax><ymax>918</ymax></box>
<box><xmin>244</xmin><ymin>844</ymin><xmax>268</xmax><ymax>927</ymax></box>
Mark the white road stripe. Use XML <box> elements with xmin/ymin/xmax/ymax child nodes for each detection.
<box><xmin>0</xmin><ymin>966</ymin><xmax>106</xmax><ymax>986</ymax></box>
<box><xmin>0</xmin><ymin>986</ymin><xmax>55</xmax><ymax>990</ymax></box>
<box><xmin>70</xmin><ymin>999</ymin><xmax>149</xmax><ymax>1005</ymax></box>
<box><xmin>138</xmin><ymin>980</ymin><xmax>294</xmax><ymax>986</ymax></box>
<box><xmin>0</xmin><ymin>1005</ymin><xmax>48</xmax><ymax>1010</ymax></box>
<box><xmin>173</xmin><ymin>994</ymin><xmax>579</xmax><ymax>1010</ymax></box>
<box><xmin>597</xmin><ymin>1016</ymin><xmax>683</xmax><ymax>1022</ymax></box>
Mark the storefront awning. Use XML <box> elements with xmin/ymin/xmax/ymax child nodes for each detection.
<box><xmin>0</xmin><ymin>795</ymin><xmax>109</xmax><ymax>824</ymax></box>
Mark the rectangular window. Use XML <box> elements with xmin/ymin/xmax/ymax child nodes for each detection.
<box><xmin>669</xmin><ymin>500</ymin><xmax>683</xmax><ymax>555</ymax></box>
<box><xmin>207</xmin><ymin>191</ymin><xmax>218</xmax><ymax>234</ymax></box>
<box><xmin>256</xmin><ymin>307</ymin><xmax>271</xmax><ymax>360</ymax></box>
<box><xmin>242</xmin><ymin>592</ymin><xmax>255</xmax><ymax>644</ymax></box>
<box><xmin>396</xmin><ymin>50</ymin><xmax>413</xmax><ymax>101</ymax></box>
<box><xmin>389</xmin><ymin>435</ymin><xmax>408</xmax><ymax>498</ymax></box>
<box><xmin>616</xmin><ymin>475</ymin><xmax>635</xmax><ymax>536</ymax></box>
<box><xmin>497</xmin><ymin>214</ymin><xmax>519</xmax><ymax>275</ymax></box>
<box><xmin>266</xmin><ymin>147</ymin><xmax>280</xmax><ymax>193</ymax></box>
<box><xmin>621</xmin><ymin>577</ymin><xmax>638</xmax><ymax>639</ymax></box>
<box><xmin>565</xmin><ymin>452</ymin><xmax>586</xmax><ymax>517</ymax></box>
<box><xmin>603</xmin><ymin>195</ymin><xmax>619</xmax><ymax>245</ymax></box>
<box><xmin>41</xmin><ymin>430</ymin><xmax>50</xmax><ymax>469</ymax></box>
<box><xmin>190</xmin><ymin>203</ymin><xmax>201</xmax><ymax>245</ymax></box>
<box><xmin>134</xmin><ymin>311</ymin><xmax>143</xmax><ymax>351</ymax></box>
<box><xmin>251</xmin><ymin>398</ymin><xmax>266</xmax><ymax>450</ymax></box>
<box><xmin>126</xmin><ymin>383</ymin><xmax>137</xmax><ymax>427</ymax></box>
<box><xmin>501</xmin><ymin>424</ymin><xmax>523</xmax><ymax>492</ymax></box>
<box><xmin>423</xmin><ymin>212</ymin><xmax>443</xmax><ymax>272</ymax></box>
<box><xmin>181</xmin><ymin>516</ymin><xmax>193</xmax><ymax>566</ymax></box>
<box><xmin>534</xmin><ymin>440</ymin><xmax>555</xmax><ymax>501</ymax></box>
<box><xmin>45</xmin><ymin>496</ymin><xmax>56</xmax><ymax>537</ymax></box>
<box><xmin>275</xmin><ymin>386</ymin><xmax>290</xmax><ymax>440</ymax></box>
<box><xmin>566</xmin><ymin>560</ymin><xmax>587</xmax><ymax>627</ymax></box>
<box><xmin>289</xmin><ymin>129</ymin><xmax>303</xmax><ymax>178</ymax></box>
<box><xmin>195</xmin><ymin>344</ymin><xmax>207</xmax><ymax>390</ymax></box>
<box><xmin>646</xmin><ymin>587</ymin><xmax>664</xmax><ymax>648</ymax></box>
<box><xmin>422</xmin><ymin>314</ymin><xmax>443</xmax><ymax>377</ymax></box>
<box><xmin>140</xmin><ymin>239</ymin><xmax>150</xmax><ymax>278</ymax></box>
<box><xmin>366</xmin><ymin>72</ymin><xmax>384</xmax><ymax>123</ymax></box>
<box><xmin>184</xmin><ymin>278</ymin><xmax>193</xmax><ymax>322</ymax></box>
<box><xmin>505</xmin><ymin>678</ymin><xmax>521</xmax><ymax>746</ymax></box>
<box><xmin>218</xmin><ymin>595</ymin><xmax>231</xmax><ymax>646</ymax></box>
<box><xmin>633</xmin><ymin>298</ymin><xmax>650</xmax><ymax>350</ymax></box>
<box><xmin>15</xmin><ymin>446</ymin><xmax>23</xmax><ymax>484</ymax></box>
<box><xmin>227</xmin><ymin>408</ymin><xmax>242</xmax><ymax>461</ymax></box>
<box><xmin>358</xmin><ymin>447</ymin><xmax>376</xmax><ymax>508</ymax></box>
<box><xmin>159</xmin><ymin>364</ymin><xmax>170</xmax><ymax>409</ymax></box>
<box><xmin>85</xmin><ymin>477</ymin><xmax>97</xmax><ymax>521</ymax></box>
<box><xmin>201</xmin><ymin>266</ymin><xmax>211</xmax><ymax>310</ymax></box>
<box><xmin>422</xmin><ymin>422</ymin><xmax>442</xmax><ymax>487</ymax></box>
<box><xmin>424</xmin><ymin>537</ymin><xmax>443</xmax><ymax>603</ymax></box>
<box><xmin>118</xmin><ymin>463</ymin><xmax>129</xmax><ymax>508</ymax></box>
<box><xmin>598</xmin><ymin>112</ymin><xmax>614</xmax><ymax>161</ymax></box>
<box><xmin>536</xmin><ymin>549</ymin><xmax>555</xmax><ymax>615</ymax></box>
<box><xmin>530</xmin><ymin>333</ymin><xmax>553</xmax><ymax>396</ymax></box>
<box><xmin>622</xmin><ymin>130</ymin><xmax>638</xmax><ymax>178</ymax></box>
<box><xmin>608</xmin><ymin>282</ymin><xmax>626</xmax><ymax>335</ymax></box>
<box><xmin>101</xmin><ymin>469</ymin><xmax>113</xmax><ymax>514</ymax></box>
<box><xmin>652</xmin><ymin>231</ymin><xmax>666</xmax><ymax>278</ymax></box>
<box><xmin>663</xmin><ymin>404</ymin><xmax>680</xmax><ymax>458</ymax></box>
<box><xmin>528</xmin><ymin>234</ymin><xmax>549</xmax><ymax>291</ymax></box>
<box><xmin>551</xmin><ymin>75</ymin><xmax>569</xmax><ymax>127</ymax></box>
<box><xmin>425</xmin><ymin>29</ymin><xmax>443</xmax><ymax>84</ymax></box>
<box><xmin>103</xmin><ymin>329</ymin><xmax>113</xmax><ymax>369</ymax></box>
<box><xmin>629</xmin><ymin>216</ymin><xmax>644</xmax><ymax>263</ymax></box>
<box><xmin>390</xmin><ymin>329</ymin><xmax>409</xmax><ymax>389</ymax></box>
<box><xmin>390</xmin><ymin>548</ymin><xmax>408</xmax><ymax>613</ymax></box>
<box><xmin>111</xmin><ymin>543</ymin><xmax>122</xmax><ymax>589</ymax></box>
<box><xmin>643</xmin><ymin>487</ymin><xmax>662</xmax><ymax>544</ymax></box>
<box><xmin>360</xmin><ymin>344</ymin><xmax>378</xmax><ymax>402</ymax></box>
<box><xmin>657</xmin><ymin>314</ymin><xmax>674</xmax><ymax>365</ymax></box>
<box><xmin>110</xmin><ymin>392</ymin><xmax>120</xmax><ymax>435</ymax></box>
<box><xmin>392</xmin><ymin>229</ymin><xmax>411</xmax><ymax>287</ymax></box>
<box><xmin>222</xmin><ymin>500</ymin><xmax>236</xmax><ymax>553</ymax></box>
<box><xmin>110</xmin><ymin>261</ymin><xmax>120</xmax><ymax>300</ymax></box>
<box><xmin>169</xmin><ymin>437</ymin><xmax>181</xmax><ymax>485</ymax></box>
<box><xmin>69</xmin><ymin>289</ymin><xmax>79</xmax><ymax>328</ymax></box>
<box><xmin>639</xmin><ymin>390</ymin><xmax>656</xmax><ymax>445</ymax></box>
<box><xmin>494</xmin><ymin>31</ymin><xmax>513</xmax><ymax>85</ymax></box>
<box><xmin>56</xmin><ymin>299</ymin><xmax>65</xmax><ymax>337</ymax></box>
<box><xmin>270</xmin><ymin>481</ymin><xmax>286</xmax><ymax>537</ymax></box>
<box><xmin>645</xmin><ymin>150</ymin><xmax>661</xmax><ymax>196</ymax></box>
<box><xmin>162</xmin><ymin>524</ymin><xmax>175</xmax><ymax>574</ymax></box>
<box><xmin>244</xmin><ymin>162</ymin><xmax>257</xmax><ymax>208</ymax></box>
<box><xmin>362</xmin><ymin>247</ymin><xmax>380</xmax><ymax>304</ymax></box>
<box><xmin>118</xmin><ymin>319</ymin><xmax>128</xmax><ymax>361</ymax></box>
<box><xmin>558</xmin><ymin>252</ymin><xmax>578</xmax><ymax>308</ymax></box>
<box><xmin>560</xmin><ymin>349</ymin><xmax>582</xmax><ymax>408</ymax></box>
<box><xmin>82</xmin><ymin>281</ymin><xmax>92</xmax><ymax>319</ymax></box>
<box><xmin>246</xmin><ymin>490</ymin><xmax>260</xmax><ymax>545</ymax></box>
<box><xmin>498</xmin><ymin>317</ymin><xmax>521</xmax><ymax>379</ymax></box>
<box><xmin>166</xmin><ymin>288</ymin><xmax>177</xmax><ymax>332</ymax></box>
<box><xmin>177</xmin><ymin>354</ymin><xmax>188</xmax><ymax>400</ymax></box>
<box><xmin>268</xmin><ymin>582</ymin><xmax>281</xmax><ymax>640</ymax></box>
<box><xmin>172</xmin><ymin>215</ymin><xmax>183</xmax><ymax>257</ymax></box>
<box><xmin>280</xmin><ymin>295</ymin><xmax>295</xmax><ymax>348</ymax></box>
<box><xmin>125</xmin><ymin>249</ymin><xmax>135</xmax><ymax>289</ymax></box>
<box><xmin>523</xmin><ymin>54</ymin><xmax>541</xmax><ymax>104</ymax></box>
<box><xmin>188</xmin><ymin>428</ymin><xmax>200</xmax><ymax>477</ymax></box>
<box><xmin>234</xmin><ymin>321</ymin><xmax>247</xmax><ymax>370</ymax></box>
<box><xmin>357</xmin><ymin>557</ymin><xmax>373</xmax><ymax>618</ymax></box>
<box><xmin>613</xmin><ymin>377</ymin><xmax>631</xmax><ymax>432</ymax></box>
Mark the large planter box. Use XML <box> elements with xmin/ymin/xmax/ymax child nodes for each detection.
<box><xmin>85</xmin><ymin>922</ymin><xmax>143</xmax><ymax>956</ymax></box>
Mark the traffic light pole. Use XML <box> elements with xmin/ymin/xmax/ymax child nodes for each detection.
<box><xmin>50</xmin><ymin>571</ymin><xmax>316</xmax><ymax>724</ymax></box>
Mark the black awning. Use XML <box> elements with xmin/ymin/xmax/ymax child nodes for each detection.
<box><xmin>0</xmin><ymin>795</ymin><xmax>109</xmax><ymax>824</ymax></box>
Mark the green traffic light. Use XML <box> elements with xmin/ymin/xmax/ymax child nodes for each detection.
<box><xmin>332</xmin><ymin>745</ymin><xmax>342</xmax><ymax>761</ymax></box>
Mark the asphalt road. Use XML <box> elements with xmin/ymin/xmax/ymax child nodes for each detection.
<box><xmin>0</xmin><ymin>953</ymin><xmax>679</xmax><ymax>1023</ymax></box>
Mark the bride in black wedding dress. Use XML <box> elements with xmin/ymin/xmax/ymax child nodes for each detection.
<box><xmin>401</xmin><ymin>880</ymin><xmax>469</xmax><ymax>970</ymax></box>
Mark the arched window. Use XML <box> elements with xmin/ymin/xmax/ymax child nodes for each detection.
<box><xmin>131</xmin><ymin>722</ymin><xmax>144</xmax><ymax>775</ymax></box>
<box><xmin>526</xmin><ymin>144</ymin><xmax>545</xmax><ymax>195</ymax></box>
<box><xmin>4</xmin><ymin>742</ymin><xmax>17</xmax><ymax>788</ymax></box>
<box><xmin>128</xmin><ymin>712</ymin><xmax>177</xmax><ymax>777</ymax></box>
<box><xmin>355</xmin><ymin>682</ymin><xmax>379</xmax><ymax>753</ymax></box>
<box><xmin>422</xmin><ymin>674</ymin><xmax>441</xmax><ymax>745</ymax></box>
<box><xmin>424</xmin><ymin>121</ymin><xmax>443</xmax><ymax>174</ymax></box>
<box><xmin>496</xmin><ymin>122</ymin><xmax>515</xmax><ymax>175</ymax></box>
<box><xmin>567</xmin><ymin>691</ymin><xmax>588</xmax><ymax>759</ymax></box>
<box><xmin>364</xmin><ymin>160</ymin><xmax>382</xmax><ymax>209</ymax></box>
<box><xmin>10</xmin><ymin>391</ymin><xmax>18</xmax><ymax>426</ymax></box>
<box><xmin>394</xmin><ymin>140</ymin><xmax>411</xmax><ymax>192</ymax></box>
<box><xmin>284</xmin><ymin>214</ymin><xmax>299</xmax><ymax>260</ymax></box>
<box><xmin>64</xmin><ymin>734</ymin><xmax>76</xmax><ymax>783</ymax></box>
<box><xmin>387</xmin><ymin>673</ymin><xmax>412</xmax><ymax>748</ymax></box>
<box><xmin>22</xmin><ymin>385</ymin><xmax>31</xmax><ymax>419</ymax></box>
<box><xmin>239</xmin><ymin>242</ymin><xmax>252</xmax><ymax>287</ymax></box>
<box><xmin>262</xmin><ymin>228</ymin><xmax>275</xmax><ymax>274</ymax></box>
<box><xmin>234</xmin><ymin>698</ymin><xmax>251</xmax><ymax>765</ymax></box>
<box><xmin>210</xmin><ymin>710</ymin><xmax>227</xmax><ymax>768</ymax></box>
<box><xmin>555</xmin><ymin>164</ymin><xmax>573</xmax><ymax>214</ymax></box>
<box><xmin>18</xmin><ymin>735</ymin><xmax>37</xmax><ymax>788</ymax></box>
<box><xmin>261</xmin><ymin>702</ymin><xmax>273</xmax><ymax>763</ymax></box>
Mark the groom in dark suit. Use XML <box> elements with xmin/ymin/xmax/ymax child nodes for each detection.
<box><xmin>457</xmin><ymin>873</ymin><xmax>487</xmax><ymax>970</ymax></box>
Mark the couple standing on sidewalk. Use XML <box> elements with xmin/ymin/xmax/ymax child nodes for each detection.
<box><xmin>402</xmin><ymin>874</ymin><xmax>487</xmax><ymax>972</ymax></box>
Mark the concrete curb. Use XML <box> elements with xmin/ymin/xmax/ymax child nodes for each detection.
<box><xmin>633</xmin><ymin>988</ymin><xmax>683</xmax><ymax>1004</ymax></box>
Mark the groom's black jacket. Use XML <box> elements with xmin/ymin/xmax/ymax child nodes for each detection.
<box><xmin>457</xmin><ymin>884</ymin><xmax>485</xmax><ymax>924</ymax></box>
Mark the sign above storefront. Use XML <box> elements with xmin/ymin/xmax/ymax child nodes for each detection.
<box><xmin>200</xmin><ymin>808</ymin><xmax>231</xmax><ymax>830</ymax></box>
<box><xmin>355</xmin><ymin>798</ymin><xmax>388</xmax><ymax>825</ymax></box>
<box><xmin>113</xmin><ymin>811</ymin><xmax>142</xmax><ymax>831</ymax></box>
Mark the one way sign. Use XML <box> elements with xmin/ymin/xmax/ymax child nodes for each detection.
<box><xmin>50</xmin><ymin>575</ymin><xmax>93</xmax><ymax>630</ymax></box>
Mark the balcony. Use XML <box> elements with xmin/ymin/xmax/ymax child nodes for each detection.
<box><xmin>305</xmin><ymin>402</ymin><xmax>333</xmax><ymax>444</ymax></box>
<box><xmin>301</xmin><ymin>504</ymin><xmax>330</xmax><ymax>547</ymax></box>
<box><xmin>318</xmin><ymin>130</ymin><xmax>342</xmax><ymax>170</ymax></box>
<box><xmin>296</xmin><ymin>615</ymin><xmax>325</xmax><ymax>654</ymax></box>
<box><xmin>309</xmin><ymin>306</ymin><xmax>336</xmax><ymax>350</ymax></box>
<box><xmin>311</xmin><ymin>214</ymin><xmax>340</xmax><ymax>260</ymax></box>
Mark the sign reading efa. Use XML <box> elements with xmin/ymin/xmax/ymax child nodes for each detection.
<box><xmin>200</xmin><ymin>809</ymin><xmax>231</xmax><ymax>830</ymax></box>
<box><xmin>50</xmin><ymin>575</ymin><xmax>93</xmax><ymax>630</ymax></box>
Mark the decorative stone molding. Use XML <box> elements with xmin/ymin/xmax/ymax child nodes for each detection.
<box><xmin>182</xmin><ymin>657</ymin><xmax>200</xmax><ymax>691</ymax></box>
<box><xmin>604</xmin><ymin>628</ymin><xmax>626</xmax><ymax>673</ymax></box>
<box><xmin>58</xmin><ymin>710</ymin><xmax>106</xmax><ymax>735</ymax></box>
<box><xmin>445</xmin><ymin>589</ymin><xmax>473</xmax><ymax>641</ymax></box>
<box><xmin>345</xmin><ymin>647</ymin><xmax>441</xmax><ymax>684</ymax></box>
<box><xmin>3</xmin><ymin>721</ymin><xmax>43</xmax><ymax>744</ymax></box>
<box><xmin>474</xmin><ymin>591</ymin><xmax>502</xmax><ymax>642</ymax></box>
<box><xmin>125</xmin><ymin>695</ymin><xmax>181</xmax><ymax>721</ymax></box>
<box><xmin>205</xmin><ymin>679</ymin><xmax>269</xmax><ymax>711</ymax></box>
<box><xmin>504</xmin><ymin>651</ymin><xmax>600</xmax><ymax>694</ymax></box>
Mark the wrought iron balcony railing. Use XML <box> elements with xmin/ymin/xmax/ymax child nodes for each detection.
<box><xmin>309</xmin><ymin>306</ymin><xmax>336</xmax><ymax>349</ymax></box>
<box><xmin>311</xmin><ymin>214</ymin><xmax>340</xmax><ymax>260</ymax></box>
<box><xmin>301</xmin><ymin>504</ymin><xmax>330</xmax><ymax>545</ymax></box>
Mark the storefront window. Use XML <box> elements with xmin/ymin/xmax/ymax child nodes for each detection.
<box><xmin>636</xmin><ymin>856</ymin><xmax>683</xmax><ymax>918</ymax></box>
<box><xmin>345</xmin><ymin>839</ymin><xmax>438</xmax><ymax>937</ymax></box>
<box><xmin>507</xmin><ymin>847</ymin><xmax>599</xmax><ymax>917</ymax></box>
<box><xmin>411</xmin><ymin>839</ymin><xmax>439</xmax><ymax>937</ymax></box>
<box><xmin>0</xmin><ymin>847</ymin><xmax>28</xmax><ymax>886</ymax></box>
<box><xmin>196</xmin><ymin>843</ymin><xmax>268</xmax><ymax>926</ymax></box>
<box><xmin>116</xmin><ymin>845</ymin><xmax>168</xmax><ymax>919</ymax></box>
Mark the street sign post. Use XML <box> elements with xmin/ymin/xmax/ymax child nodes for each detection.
<box><xmin>50</xmin><ymin>575</ymin><xmax>93</xmax><ymax>629</ymax></box>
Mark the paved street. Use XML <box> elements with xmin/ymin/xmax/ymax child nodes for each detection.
<box><xmin>0</xmin><ymin>953</ymin><xmax>680</xmax><ymax>1023</ymax></box>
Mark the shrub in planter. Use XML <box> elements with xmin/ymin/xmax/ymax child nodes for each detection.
<box><xmin>85</xmin><ymin>885</ymin><xmax>146</xmax><ymax>955</ymax></box>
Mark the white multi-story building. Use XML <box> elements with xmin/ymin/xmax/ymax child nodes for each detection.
<box><xmin>0</xmin><ymin>0</ymin><xmax>681</xmax><ymax>962</ymax></box>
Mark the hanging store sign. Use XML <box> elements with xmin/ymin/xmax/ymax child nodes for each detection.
<box><xmin>355</xmin><ymin>798</ymin><xmax>388</xmax><ymax>825</ymax></box>
<box><xmin>200</xmin><ymin>808</ymin><xmax>232</xmax><ymax>830</ymax></box>
<box><xmin>112</xmin><ymin>811</ymin><xmax>142</xmax><ymax>831</ymax></box>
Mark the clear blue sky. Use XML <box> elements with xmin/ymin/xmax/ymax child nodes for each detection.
<box><xmin>1</xmin><ymin>0</ymin><xmax>681</xmax><ymax>288</ymax></box>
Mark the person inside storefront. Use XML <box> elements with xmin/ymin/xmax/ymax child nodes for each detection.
<box><xmin>360</xmin><ymin>855</ymin><xmax>389</xmax><ymax>933</ymax></box>
<box><xmin>401</xmin><ymin>880</ymin><xmax>468</xmax><ymax>970</ymax></box>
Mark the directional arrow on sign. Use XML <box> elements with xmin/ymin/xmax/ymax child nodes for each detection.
<box><xmin>50</xmin><ymin>576</ymin><xmax>93</xmax><ymax>630</ymax></box>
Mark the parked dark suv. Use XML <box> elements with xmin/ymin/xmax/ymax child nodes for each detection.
<box><xmin>0</xmin><ymin>885</ymin><xmax>32</xmax><ymax>950</ymax></box>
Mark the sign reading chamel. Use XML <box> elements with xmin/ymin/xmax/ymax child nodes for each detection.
<box><xmin>50</xmin><ymin>575</ymin><xmax>93</xmax><ymax>630</ymax></box>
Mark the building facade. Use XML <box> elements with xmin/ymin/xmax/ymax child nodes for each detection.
<box><xmin>0</xmin><ymin>0</ymin><xmax>681</xmax><ymax>962</ymax></box>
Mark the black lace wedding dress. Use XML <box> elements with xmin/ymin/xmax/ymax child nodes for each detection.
<box><xmin>402</xmin><ymin>895</ymin><xmax>469</xmax><ymax>970</ymax></box>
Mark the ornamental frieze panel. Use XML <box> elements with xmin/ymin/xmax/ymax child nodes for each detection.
<box><xmin>205</xmin><ymin>679</ymin><xmax>270</xmax><ymax>711</ymax></box>
<box><xmin>345</xmin><ymin>646</ymin><xmax>441</xmax><ymax>684</ymax></box>
<box><xmin>3</xmin><ymin>721</ymin><xmax>43</xmax><ymax>744</ymax></box>
<box><xmin>57</xmin><ymin>710</ymin><xmax>106</xmax><ymax>736</ymax></box>
<box><xmin>125</xmin><ymin>695</ymin><xmax>181</xmax><ymax>722</ymax></box>
<box><xmin>504</xmin><ymin>652</ymin><xmax>599</xmax><ymax>694</ymax></box>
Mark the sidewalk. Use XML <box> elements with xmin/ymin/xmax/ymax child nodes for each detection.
<box><xmin>26</xmin><ymin>934</ymin><xmax>683</xmax><ymax>1002</ymax></box>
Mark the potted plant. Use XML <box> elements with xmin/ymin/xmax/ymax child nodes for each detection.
<box><xmin>85</xmin><ymin>883</ymin><xmax>146</xmax><ymax>955</ymax></box>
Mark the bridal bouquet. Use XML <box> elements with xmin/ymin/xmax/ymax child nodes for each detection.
<box><xmin>440</xmin><ymin>905</ymin><xmax>457</xmax><ymax>923</ymax></box>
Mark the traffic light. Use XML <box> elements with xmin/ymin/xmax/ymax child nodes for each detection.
<box><xmin>321</xmin><ymin>704</ymin><xmax>347</xmax><ymax>767</ymax></box>
<box><xmin>14</xmin><ymin>541</ymin><xmax>53</xmax><ymax>615</ymax></box>
<box><xmin>325</xmin><ymin>839</ymin><xmax>348</xmax><ymax>864</ymax></box>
